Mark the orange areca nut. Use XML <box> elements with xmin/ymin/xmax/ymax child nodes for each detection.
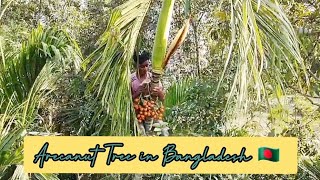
<box><xmin>134</xmin><ymin>97</ymin><xmax>166</xmax><ymax>122</ymax></box>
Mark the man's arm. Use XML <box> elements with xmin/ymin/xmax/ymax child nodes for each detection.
<box><xmin>132</xmin><ymin>89</ymin><xmax>141</xmax><ymax>99</ymax></box>
<box><xmin>131</xmin><ymin>82</ymin><xmax>140</xmax><ymax>100</ymax></box>
<box><xmin>158</xmin><ymin>90</ymin><xmax>165</xmax><ymax>101</ymax></box>
<box><xmin>152</xmin><ymin>82</ymin><xmax>165</xmax><ymax>101</ymax></box>
<box><xmin>131</xmin><ymin>73</ymin><xmax>141</xmax><ymax>100</ymax></box>
<box><xmin>159</xmin><ymin>81</ymin><xmax>165</xmax><ymax>101</ymax></box>
<box><xmin>132</xmin><ymin>83</ymin><xmax>147</xmax><ymax>100</ymax></box>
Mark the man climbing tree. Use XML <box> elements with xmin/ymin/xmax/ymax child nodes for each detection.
<box><xmin>131</xmin><ymin>51</ymin><xmax>169</xmax><ymax>136</ymax></box>
<box><xmin>131</xmin><ymin>51</ymin><xmax>165</xmax><ymax>101</ymax></box>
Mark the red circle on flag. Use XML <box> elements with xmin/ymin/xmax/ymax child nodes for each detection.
<box><xmin>264</xmin><ymin>149</ymin><xmax>272</xmax><ymax>159</ymax></box>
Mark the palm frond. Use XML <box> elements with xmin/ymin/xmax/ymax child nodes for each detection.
<box><xmin>299</xmin><ymin>156</ymin><xmax>320</xmax><ymax>180</ymax></box>
<box><xmin>59</xmin><ymin>99</ymin><xmax>111</xmax><ymax>136</ymax></box>
<box><xmin>0</xmin><ymin>96</ymin><xmax>26</xmax><ymax>178</ymax></box>
<box><xmin>162</xmin><ymin>18</ymin><xmax>191</xmax><ymax>69</ymax></box>
<box><xmin>32</xmin><ymin>173</ymin><xmax>60</xmax><ymax>180</ymax></box>
<box><xmin>0</xmin><ymin>25</ymin><xmax>82</xmax><ymax>105</ymax></box>
<box><xmin>0</xmin><ymin>25</ymin><xmax>82</xmax><ymax>179</ymax></box>
<box><xmin>21</xmin><ymin>63</ymin><xmax>58</xmax><ymax>126</ymax></box>
<box><xmin>10</xmin><ymin>165</ymin><xmax>28</xmax><ymax>180</ymax></box>
<box><xmin>151</xmin><ymin>0</ymin><xmax>175</xmax><ymax>75</ymax></box>
<box><xmin>0</xmin><ymin>36</ymin><xmax>5</xmax><ymax>68</ymax></box>
<box><xmin>0</xmin><ymin>0</ymin><xmax>14</xmax><ymax>20</ymax></box>
<box><xmin>164</xmin><ymin>77</ymin><xmax>195</xmax><ymax>115</ymax></box>
<box><xmin>184</xmin><ymin>0</ymin><xmax>191</xmax><ymax>18</ymax></box>
<box><xmin>216</xmin><ymin>0</ymin><xmax>308</xmax><ymax>112</ymax></box>
<box><xmin>83</xmin><ymin>0</ymin><xmax>151</xmax><ymax>136</ymax></box>
<box><xmin>0</xmin><ymin>64</ymin><xmax>64</xmax><ymax>179</ymax></box>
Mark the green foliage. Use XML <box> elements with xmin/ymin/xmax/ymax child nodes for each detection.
<box><xmin>164</xmin><ymin>77</ymin><xmax>195</xmax><ymax>114</ymax></box>
<box><xmin>275</xmin><ymin>96</ymin><xmax>320</xmax><ymax>156</ymax></box>
<box><xmin>216</xmin><ymin>0</ymin><xmax>308</xmax><ymax>114</ymax></box>
<box><xmin>48</xmin><ymin>73</ymin><xmax>111</xmax><ymax>136</ymax></box>
<box><xmin>0</xmin><ymin>25</ymin><xmax>82</xmax><ymax>105</ymax></box>
<box><xmin>166</xmin><ymin>78</ymin><xmax>229</xmax><ymax>136</ymax></box>
<box><xmin>0</xmin><ymin>66</ymin><xmax>59</xmax><ymax>179</ymax></box>
<box><xmin>0</xmin><ymin>22</ymin><xmax>82</xmax><ymax>178</ymax></box>
<box><xmin>0</xmin><ymin>98</ymin><xmax>26</xmax><ymax>177</ymax></box>
<box><xmin>83</xmin><ymin>0</ymin><xmax>152</xmax><ymax>136</ymax></box>
<box><xmin>1</xmin><ymin>0</ymin><xmax>111</xmax><ymax>55</ymax></box>
<box><xmin>299</xmin><ymin>156</ymin><xmax>320</xmax><ymax>180</ymax></box>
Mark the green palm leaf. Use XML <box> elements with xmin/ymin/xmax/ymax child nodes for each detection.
<box><xmin>83</xmin><ymin>0</ymin><xmax>151</xmax><ymax>136</ymax></box>
<box><xmin>0</xmin><ymin>25</ymin><xmax>82</xmax><ymax>107</ymax></box>
<box><xmin>164</xmin><ymin>77</ymin><xmax>195</xmax><ymax>115</ymax></box>
<box><xmin>0</xmin><ymin>24</ymin><xmax>82</xmax><ymax>179</ymax></box>
<box><xmin>0</xmin><ymin>64</ymin><xmax>65</xmax><ymax>180</ymax></box>
<box><xmin>216</xmin><ymin>0</ymin><xmax>308</xmax><ymax>112</ymax></box>
<box><xmin>32</xmin><ymin>173</ymin><xmax>60</xmax><ymax>180</ymax></box>
<box><xmin>0</xmin><ymin>0</ymin><xmax>14</xmax><ymax>20</ymax></box>
<box><xmin>0</xmin><ymin>96</ymin><xmax>26</xmax><ymax>178</ymax></box>
<box><xmin>299</xmin><ymin>156</ymin><xmax>320</xmax><ymax>180</ymax></box>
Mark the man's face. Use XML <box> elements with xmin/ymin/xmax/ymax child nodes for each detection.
<box><xmin>138</xmin><ymin>60</ymin><xmax>149</xmax><ymax>75</ymax></box>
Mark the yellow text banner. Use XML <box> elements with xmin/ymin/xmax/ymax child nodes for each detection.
<box><xmin>24</xmin><ymin>136</ymin><xmax>297</xmax><ymax>174</ymax></box>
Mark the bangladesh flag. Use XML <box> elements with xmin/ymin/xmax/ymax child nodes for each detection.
<box><xmin>258</xmin><ymin>147</ymin><xmax>279</xmax><ymax>162</ymax></box>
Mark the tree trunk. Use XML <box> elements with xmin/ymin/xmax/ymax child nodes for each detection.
<box><xmin>151</xmin><ymin>71</ymin><xmax>162</xmax><ymax>93</ymax></box>
<box><xmin>192</xmin><ymin>21</ymin><xmax>201</xmax><ymax>77</ymax></box>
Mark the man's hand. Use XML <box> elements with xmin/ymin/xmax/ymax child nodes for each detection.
<box><xmin>138</xmin><ymin>83</ymin><xmax>149</xmax><ymax>94</ymax></box>
<box><xmin>132</xmin><ymin>83</ymin><xmax>148</xmax><ymax>99</ymax></box>
<box><xmin>152</xmin><ymin>86</ymin><xmax>165</xmax><ymax>101</ymax></box>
